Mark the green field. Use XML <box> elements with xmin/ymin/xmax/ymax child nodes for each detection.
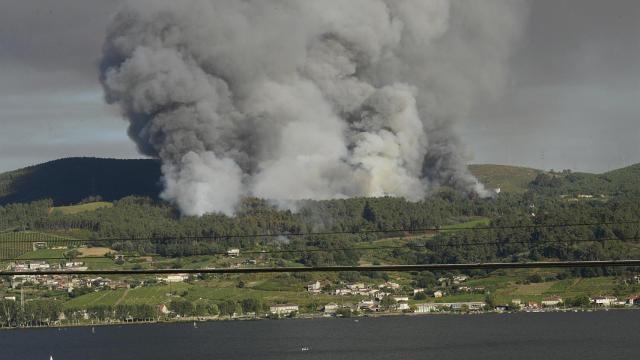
<box><xmin>51</xmin><ymin>201</ymin><xmax>113</xmax><ymax>215</ymax></box>
<box><xmin>441</xmin><ymin>217</ymin><xmax>491</xmax><ymax>232</ymax></box>
<box><xmin>469</xmin><ymin>164</ymin><xmax>541</xmax><ymax>193</ymax></box>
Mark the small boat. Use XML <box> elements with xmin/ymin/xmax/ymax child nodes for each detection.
<box><xmin>91</xmin><ymin>327</ymin><xmax>95</xmax><ymax>334</ymax></box>
<box><xmin>50</xmin><ymin>356</ymin><xmax>53</xmax><ymax>360</ymax></box>
<box><xmin>193</xmin><ymin>321</ymin><xmax>198</xmax><ymax>328</ymax></box>
<box><xmin>301</xmin><ymin>347</ymin><xmax>310</xmax><ymax>352</ymax></box>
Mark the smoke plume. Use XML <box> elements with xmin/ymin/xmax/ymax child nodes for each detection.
<box><xmin>101</xmin><ymin>0</ymin><xmax>526</xmax><ymax>216</ymax></box>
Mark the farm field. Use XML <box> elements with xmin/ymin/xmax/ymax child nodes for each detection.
<box><xmin>51</xmin><ymin>201</ymin><xmax>113</xmax><ymax>215</ymax></box>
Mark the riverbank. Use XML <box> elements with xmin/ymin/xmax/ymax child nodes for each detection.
<box><xmin>2</xmin><ymin>305</ymin><xmax>637</xmax><ymax>331</ymax></box>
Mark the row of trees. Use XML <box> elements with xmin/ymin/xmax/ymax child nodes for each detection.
<box><xmin>0</xmin><ymin>299</ymin><xmax>62</xmax><ymax>327</ymax></box>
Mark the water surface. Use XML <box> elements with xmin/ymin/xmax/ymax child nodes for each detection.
<box><xmin>2</xmin><ymin>311</ymin><xmax>638</xmax><ymax>360</ymax></box>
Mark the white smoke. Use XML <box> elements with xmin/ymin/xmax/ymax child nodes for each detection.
<box><xmin>101</xmin><ymin>0</ymin><xmax>526</xmax><ymax>216</ymax></box>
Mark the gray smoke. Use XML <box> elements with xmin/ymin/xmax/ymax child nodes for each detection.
<box><xmin>100</xmin><ymin>0</ymin><xmax>526</xmax><ymax>216</ymax></box>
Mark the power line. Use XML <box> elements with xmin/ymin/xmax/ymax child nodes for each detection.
<box><xmin>2</xmin><ymin>259</ymin><xmax>640</xmax><ymax>276</ymax></box>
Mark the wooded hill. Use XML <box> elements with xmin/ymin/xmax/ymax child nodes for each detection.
<box><xmin>1</xmin><ymin>157</ymin><xmax>639</xmax><ymax>206</ymax></box>
<box><xmin>0</xmin><ymin>158</ymin><xmax>162</xmax><ymax>206</ymax></box>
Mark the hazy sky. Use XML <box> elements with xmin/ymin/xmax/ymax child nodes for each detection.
<box><xmin>0</xmin><ymin>0</ymin><xmax>638</xmax><ymax>173</ymax></box>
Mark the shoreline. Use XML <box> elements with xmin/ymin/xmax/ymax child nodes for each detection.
<box><xmin>1</xmin><ymin>306</ymin><xmax>636</xmax><ymax>332</ymax></box>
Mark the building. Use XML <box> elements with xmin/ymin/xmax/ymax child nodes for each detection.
<box><xmin>397</xmin><ymin>302</ymin><xmax>410</xmax><ymax>311</ymax></box>
<box><xmin>415</xmin><ymin>302</ymin><xmax>485</xmax><ymax>313</ymax></box>
<box><xmin>323</xmin><ymin>303</ymin><xmax>339</xmax><ymax>314</ymax></box>
<box><xmin>160</xmin><ymin>274</ymin><xmax>189</xmax><ymax>283</ymax></box>
<box><xmin>227</xmin><ymin>248</ymin><xmax>240</xmax><ymax>257</ymax></box>
<box><xmin>379</xmin><ymin>281</ymin><xmax>400</xmax><ymax>290</ymax></box>
<box><xmin>433</xmin><ymin>290</ymin><xmax>444</xmax><ymax>298</ymax></box>
<box><xmin>541</xmin><ymin>296</ymin><xmax>563</xmax><ymax>307</ymax></box>
<box><xmin>65</xmin><ymin>261</ymin><xmax>85</xmax><ymax>268</ymax></box>
<box><xmin>307</xmin><ymin>281</ymin><xmax>322</xmax><ymax>293</ymax></box>
<box><xmin>270</xmin><ymin>304</ymin><xmax>299</xmax><ymax>315</ymax></box>
<box><xmin>28</xmin><ymin>261</ymin><xmax>50</xmax><ymax>270</ymax></box>
<box><xmin>592</xmin><ymin>296</ymin><xmax>617</xmax><ymax>307</ymax></box>
<box><xmin>415</xmin><ymin>303</ymin><xmax>438</xmax><ymax>313</ymax></box>
<box><xmin>156</xmin><ymin>304</ymin><xmax>170</xmax><ymax>315</ymax></box>
<box><xmin>413</xmin><ymin>288</ymin><xmax>425</xmax><ymax>295</ymax></box>
<box><xmin>32</xmin><ymin>242</ymin><xmax>48</xmax><ymax>250</ymax></box>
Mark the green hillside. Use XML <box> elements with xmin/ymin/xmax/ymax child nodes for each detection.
<box><xmin>528</xmin><ymin>163</ymin><xmax>640</xmax><ymax>196</ymax></box>
<box><xmin>0</xmin><ymin>157</ymin><xmax>162</xmax><ymax>206</ymax></box>
<box><xmin>468</xmin><ymin>164</ymin><xmax>542</xmax><ymax>193</ymax></box>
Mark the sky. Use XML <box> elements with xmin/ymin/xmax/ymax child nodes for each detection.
<box><xmin>0</xmin><ymin>0</ymin><xmax>638</xmax><ymax>173</ymax></box>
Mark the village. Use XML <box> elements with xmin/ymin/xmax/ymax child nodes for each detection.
<box><xmin>3</xmin><ymin>259</ymin><xmax>640</xmax><ymax>326</ymax></box>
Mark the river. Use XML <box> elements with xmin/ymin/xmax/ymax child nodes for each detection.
<box><xmin>2</xmin><ymin>311</ymin><xmax>639</xmax><ymax>359</ymax></box>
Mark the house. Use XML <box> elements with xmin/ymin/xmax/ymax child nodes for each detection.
<box><xmin>416</xmin><ymin>302</ymin><xmax>485</xmax><ymax>312</ymax></box>
<box><xmin>307</xmin><ymin>281</ymin><xmax>322</xmax><ymax>293</ymax></box>
<box><xmin>393</xmin><ymin>296</ymin><xmax>409</xmax><ymax>302</ymax></box>
<box><xmin>65</xmin><ymin>261</ymin><xmax>85</xmax><ymax>268</ymax></box>
<box><xmin>415</xmin><ymin>303</ymin><xmax>438</xmax><ymax>313</ymax></box>
<box><xmin>346</xmin><ymin>283</ymin><xmax>366</xmax><ymax>290</ymax></box>
<box><xmin>270</xmin><ymin>304</ymin><xmax>299</xmax><ymax>315</ymax></box>
<box><xmin>333</xmin><ymin>289</ymin><xmax>353</xmax><ymax>296</ymax></box>
<box><xmin>358</xmin><ymin>300</ymin><xmax>380</xmax><ymax>312</ymax></box>
<box><xmin>28</xmin><ymin>261</ymin><xmax>50</xmax><ymax>270</ymax></box>
<box><xmin>3</xmin><ymin>296</ymin><xmax>16</xmax><ymax>301</ymax></box>
<box><xmin>433</xmin><ymin>290</ymin><xmax>444</xmax><ymax>298</ymax></box>
<box><xmin>453</xmin><ymin>275</ymin><xmax>468</xmax><ymax>283</ymax></box>
<box><xmin>626</xmin><ymin>295</ymin><xmax>640</xmax><ymax>306</ymax></box>
<box><xmin>526</xmin><ymin>301</ymin><xmax>540</xmax><ymax>309</ymax></box>
<box><xmin>592</xmin><ymin>296</ymin><xmax>617</xmax><ymax>307</ymax></box>
<box><xmin>379</xmin><ymin>281</ymin><xmax>400</xmax><ymax>290</ymax></box>
<box><xmin>156</xmin><ymin>304</ymin><xmax>170</xmax><ymax>315</ymax></box>
<box><xmin>160</xmin><ymin>274</ymin><xmax>189</xmax><ymax>283</ymax></box>
<box><xmin>448</xmin><ymin>302</ymin><xmax>485</xmax><ymax>311</ymax></box>
<box><xmin>397</xmin><ymin>302</ymin><xmax>410</xmax><ymax>311</ymax></box>
<box><xmin>227</xmin><ymin>248</ymin><xmax>240</xmax><ymax>257</ymax></box>
<box><xmin>323</xmin><ymin>303</ymin><xmax>340</xmax><ymax>314</ymax></box>
<box><xmin>541</xmin><ymin>296</ymin><xmax>563</xmax><ymax>307</ymax></box>
<box><xmin>413</xmin><ymin>288</ymin><xmax>425</xmax><ymax>295</ymax></box>
<box><xmin>32</xmin><ymin>242</ymin><xmax>48</xmax><ymax>250</ymax></box>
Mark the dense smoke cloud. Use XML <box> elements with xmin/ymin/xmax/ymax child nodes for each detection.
<box><xmin>100</xmin><ymin>0</ymin><xmax>526</xmax><ymax>216</ymax></box>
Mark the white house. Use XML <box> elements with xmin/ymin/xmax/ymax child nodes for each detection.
<box><xmin>397</xmin><ymin>302</ymin><xmax>410</xmax><ymax>311</ymax></box>
<box><xmin>393</xmin><ymin>296</ymin><xmax>409</xmax><ymax>302</ymax></box>
<box><xmin>270</xmin><ymin>304</ymin><xmax>299</xmax><ymax>315</ymax></box>
<box><xmin>159</xmin><ymin>274</ymin><xmax>189</xmax><ymax>283</ymax></box>
<box><xmin>307</xmin><ymin>281</ymin><xmax>322</xmax><ymax>293</ymax></box>
<box><xmin>413</xmin><ymin>288</ymin><xmax>425</xmax><ymax>295</ymax></box>
<box><xmin>415</xmin><ymin>303</ymin><xmax>439</xmax><ymax>313</ymax></box>
<box><xmin>433</xmin><ymin>290</ymin><xmax>444</xmax><ymax>298</ymax></box>
<box><xmin>592</xmin><ymin>296</ymin><xmax>617</xmax><ymax>307</ymax></box>
<box><xmin>227</xmin><ymin>248</ymin><xmax>240</xmax><ymax>257</ymax></box>
<box><xmin>541</xmin><ymin>296</ymin><xmax>563</xmax><ymax>307</ymax></box>
<box><xmin>323</xmin><ymin>303</ymin><xmax>339</xmax><ymax>314</ymax></box>
<box><xmin>28</xmin><ymin>261</ymin><xmax>50</xmax><ymax>270</ymax></box>
<box><xmin>379</xmin><ymin>281</ymin><xmax>400</xmax><ymax>290</ymax></box>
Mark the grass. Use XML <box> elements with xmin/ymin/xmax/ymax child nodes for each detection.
<box><xmin>468</xmin><ymin>164</ymin><xmax>541</xmax><ymax>193</ymax></box>
<box><xmin>51</xmin><ymin>202</ymin><xmax>113</xmax><ymax>215</ymax></box>
<box><xmin>441</xmin><ymin>217</ymin><xmax>491</xmax><ymax>232</ymax></box>
<box><xmin>18</xmin><ymin>248</ymin><xmax>67</xmax><ymax>259</ymax></box>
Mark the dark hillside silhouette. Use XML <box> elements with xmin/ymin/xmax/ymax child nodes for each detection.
<box><xmin>0</xmin><ymin>157</ymin><xmax>161</xmax><ymax>206</ymax></box>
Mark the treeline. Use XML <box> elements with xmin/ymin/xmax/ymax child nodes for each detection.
<box><xmin>0</xmin><ymin>299</ymin><xmax>62</xmax><ymax>327</ymax></box>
